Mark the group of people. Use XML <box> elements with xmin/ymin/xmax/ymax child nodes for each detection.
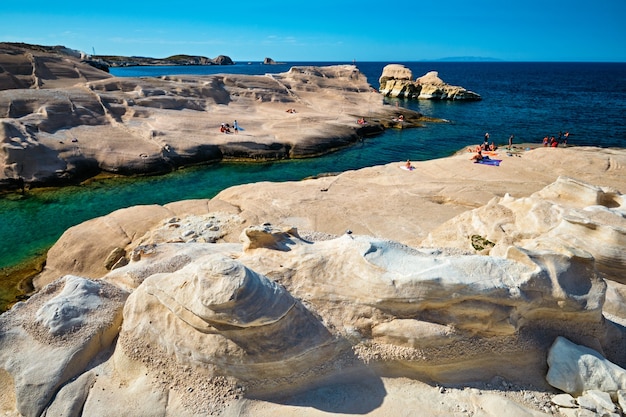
<box><xmin>543</xmin><ymin>131</ymin><xmax>569</xmax><ymax>147</ymax></box>
<box><xmin>467</xmin><ymin>132</ymin><xmax>500</xmax><ymax>154</ymax></box>
<box><xmin>468</xmin><ymin>132</ymin><xmax>514</xmax><ymax>162</ymax></box>
<box><xmin>477</xmin><ymin>130</ymin><xmax>570</xmax><ymax>151</ymax></box>
<box><xmin>220</xmin><ymin>120</ymin><xmax>240</xmax><ymax>134</ymax></box>
<box><xmin>481</xmin><ymin>132</ymin><xmax>500</xmax><ymax>152</ymax></box>
<box><xmin>465</xmin><ymin>129</ymin><xmax>571</xmax><ymax>163</ymax></box>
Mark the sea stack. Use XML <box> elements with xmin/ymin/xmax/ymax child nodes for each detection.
<box><xmin>379</xmin><ymin>63</ymin><xmax>482</xmax><ymax>100</ymax></box>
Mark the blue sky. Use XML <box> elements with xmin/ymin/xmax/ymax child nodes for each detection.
<box><xmin>3</xmin><ymin>0</ymin><xmax>625</xmax><ymax>62</ymax></box>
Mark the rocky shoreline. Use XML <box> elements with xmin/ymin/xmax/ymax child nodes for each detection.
<box><xmin>1</xmin><ymin>146</ymin><xmax>625</xmax><ymax>416</ymax></box>
<box><xmin>2</xmin><ymin>43</ymin><xmax>626</xmax><ymax>417</ymax></box>
<box><xmin>1</xmin><ymin>43</ymin><xmax>435</xmax><ymax>193</ymax></box>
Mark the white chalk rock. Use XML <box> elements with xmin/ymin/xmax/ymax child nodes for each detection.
<box><xmin>35</xmin><ymin>275</ymin><xmax>103</xmax><ymax>335</ymax></box>
<box><xmin>576</xmin><ymin>390</ymin><xmax>616</xmax><ymax>414</ymax></box>
<box><xmin>0</xmin><ymin>275</ymin><xmax>127</xmax><ymax>417</ymax></box>
<box><xmin>118</xmin><ymin>252</ymin><xmax>340</xmax><ymax>395</ymax></box>
<box><xmin>424</xmin><ymin>176</ymin><xmax>626</xmax><ymax>285</ymax></box>
<box><xmin>546</xmin><ymin>336</ymin><xmax>626</xmax><ymax>396</ymax></box>
<box><xmin>551</xmin><ymin>393</ymin><xmax>577</xmax><ymax>408</ymax></box>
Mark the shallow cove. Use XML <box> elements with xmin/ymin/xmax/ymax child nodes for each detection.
<box><xmin>2</xmin><ymin>61</ymin><xmax>625</xmax><ymax>312</ymax></box>
<box><xmin>0</xmin><ymin>129</ymin><xmax>459</xmax><ymax>312</ymax></box>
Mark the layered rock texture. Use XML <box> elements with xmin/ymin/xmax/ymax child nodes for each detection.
<box><xmin>379</xmin><ymin>63</ymin><xmax>482</xmax><ymax>100</ymax></box>
<box><xmin>2</xmin><ymin>146</ymin><xmax>626</xmax><ymax>416</ymax></box>
<box><xmin>0</xmin><ymin>43</ymin><xmax>428</xmax><ymax>190</ymax></box>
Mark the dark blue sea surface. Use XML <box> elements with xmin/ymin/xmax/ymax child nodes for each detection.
<box><xmin>1</xmin><ymin>62</ymin><xmax>625</xmax><ymax>291</ymax></box>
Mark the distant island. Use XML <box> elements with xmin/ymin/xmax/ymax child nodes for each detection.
<box><xmin>93</xmin><ymin>53</ymin><xmax>234</xmax><ymax>68</ymax></box>
<box><xmin>0</xmin><ymin>42</ymin><xmax>235</xmax><ymax>72</ymax></box>
<box><xmin>431</xmin><ymin>56</ymin><xmax>504</xmax><ymax>62</ymax></box>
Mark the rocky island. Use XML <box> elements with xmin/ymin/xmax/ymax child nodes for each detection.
<box><xmin>1</xmin><ymin>43</ymin><xmax>626</xmax><ymax>417</ymax></box>
<box><xmin>379</xmin><ymin>63</ymin><xmax>482</xmax><ymax>100</ymax></box>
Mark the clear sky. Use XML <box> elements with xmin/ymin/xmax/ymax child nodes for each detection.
<box><xmin>2</xmin><ymin>0</ymin><xmax>626</xmax><ymax>62</ymax></box>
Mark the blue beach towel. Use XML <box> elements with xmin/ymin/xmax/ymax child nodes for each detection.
<box><xmin>475</xmin><ymin>159</ymin><xmax>502</xmax><ymax>166</ymax></box>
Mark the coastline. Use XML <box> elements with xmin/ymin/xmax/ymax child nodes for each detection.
<box><xmin>10</xmin><ymin>144</ymin><xmax>623</xmax><ymax>307</ymax></box>
<box><xmin>0</xmin><ymin>142</ymin><xmax>619</xmax><ymax>313</ymax></box>
<box><xmin>0</xmin><ymin>46</ymin><xmax>430</xmax><ymax>192</ymax></box>
<box><xmin>2</xmin><ymin>144</ymin><xmax>623</xmax><ymax>416</ymax></box>
<box><xmin>3</xmin><ymin>43</ymin><xmax>626</xmax><ymax>417</ymax></box>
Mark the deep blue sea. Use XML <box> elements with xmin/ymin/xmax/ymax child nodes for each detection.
<box><xmin>1</xmin><ymin>61</ymin><xmax>625</xmax><ymax>307</ymax></box>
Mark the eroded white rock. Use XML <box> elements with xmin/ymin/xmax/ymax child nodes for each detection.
<box><xmin>379</xmin><ymin>64</ymin><xmax>481</xmax><ymax>100</ymax></box>
<box><xmin>0</xmin><ymin>275</ymin><xmax>127</xmax><ymax>417</ymax></box>
<box><xmin>424</xmin><ymin>176</ymin><xmax>626</xmax><ymax>286</ymax></box>
<box><xmin>576</xmin><ymin>390</ymin><xmax>616</xmax><ymax>414</ymax></box>
<box><xmin>2</xmin><ymin>173</ymin><xmax>625</xmax><ymax>416</ymax></box>
<box><xmin>546</xmin><ymin>336</ymin><xmax>626</xmax><ymax>396</ymax></box>
<box><xmin>551</xmin><ymin>393</ymin><xmax>577</xmax><ymax>408</ymax></box>
<box><xmin>35</xmin><ymin>275</ymin><xmax>103</xmax><ymax>336</ymax></box>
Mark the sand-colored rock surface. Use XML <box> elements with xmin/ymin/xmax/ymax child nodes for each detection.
<box><xmin>1</xmin><ymin>44</ymin><xmax>431</xmax><ymax>190</ymax></box>
<box><xmin>210</xmin><ymin>146</ymin><xmax>626</xmax><ymax>248</ymax></box>
<box><xmin>2</xmin><ymin>145</ymin><xmax>623</xmax><ymax>417</ymax></box>
<box><xmin>36</xmin><ymin>146</ymin><xmax>626</xmax><ymax>288</ymax></box>
<box><xmin>0</xmin><ymin>43</ymin><xmax>110</xmax><ymax>90</ymax></box>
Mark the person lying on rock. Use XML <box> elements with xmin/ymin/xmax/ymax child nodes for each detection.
<box><xmin>471</xmin><ymin>150</ymin><xmax>484</xmax><ymax>161</ymax></box>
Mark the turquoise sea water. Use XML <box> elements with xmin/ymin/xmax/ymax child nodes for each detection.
<box><xmin>1</xmin><ymin>62</ymin><xmax>625</xmax><ymax>308</ymax></box>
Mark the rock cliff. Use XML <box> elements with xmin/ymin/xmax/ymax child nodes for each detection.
<box><xmin>379</xmin><ymin>63</ymin><xmax>482</xmax><ymax>100</ymax></box>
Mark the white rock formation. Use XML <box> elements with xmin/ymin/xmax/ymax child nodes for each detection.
<box><xmin>546</xmin><ymin>337</ymin><xmax>626</xmax><ymax>415</ymax></box>
<box><xmin>2</xmin><ymin>148</ymin><xmax>626</xmax><ymax>416</ymax></box>
<box><xmin>34</xmin><ymin>275</ymin><xmax>106</xmax><ymax>336</ymax></box>
<box><xmin>378</xmin><ymin>63</ymin><xmax>413</xmax><ymax>80</ymax></box>
<box><xmin>0</xmin><ymin>275</ymin><xmax>127</xmax><ymax>417</ymax></box>
<box><xmin>2</xmin><ymin>45</ymin><xmax>429</xmax><ymax>190</ymax></box>
<box><xmin>423</xmin><ymin>176</ymin><xmax>626</xmax><ymax>285</ymax></box>
<box><xmin>2</xmin><ymin>207</ymin><xmax>623</xmax><ymax>415</ymax></box>
<box><xmin>547</xmin><ymin>336</ymin><xmax>626</xmax><ymax>396</ymax></box>
<box><xmin>379</xmin><ymin>64</ymin><xmax>481</xmax><ymax>100</ymax></box>
<box><xmin>576</xmin><ymin>390</ymin><xmax>617</xmax><ymax>415</ymax></box>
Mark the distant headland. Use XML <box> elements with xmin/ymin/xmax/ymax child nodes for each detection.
<box><xmin>431</xmin><ymin>56</ymin><xmax>504</xmax><ymax>62</ymax></box>
<box><xmin>93</xmin><ymin>53</ymin><xmax>234</xmax><ymax>68</ymax></box>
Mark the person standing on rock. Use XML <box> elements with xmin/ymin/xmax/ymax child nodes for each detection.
<box><xmin>508</xmin><ymin>134</ymin><xmax>514</xmax><ymax>150</ymax></box>
<box><xmin>233</xmin><ymin>120</ymin><xmax>239</xmax><ymax>134</ymax></box>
